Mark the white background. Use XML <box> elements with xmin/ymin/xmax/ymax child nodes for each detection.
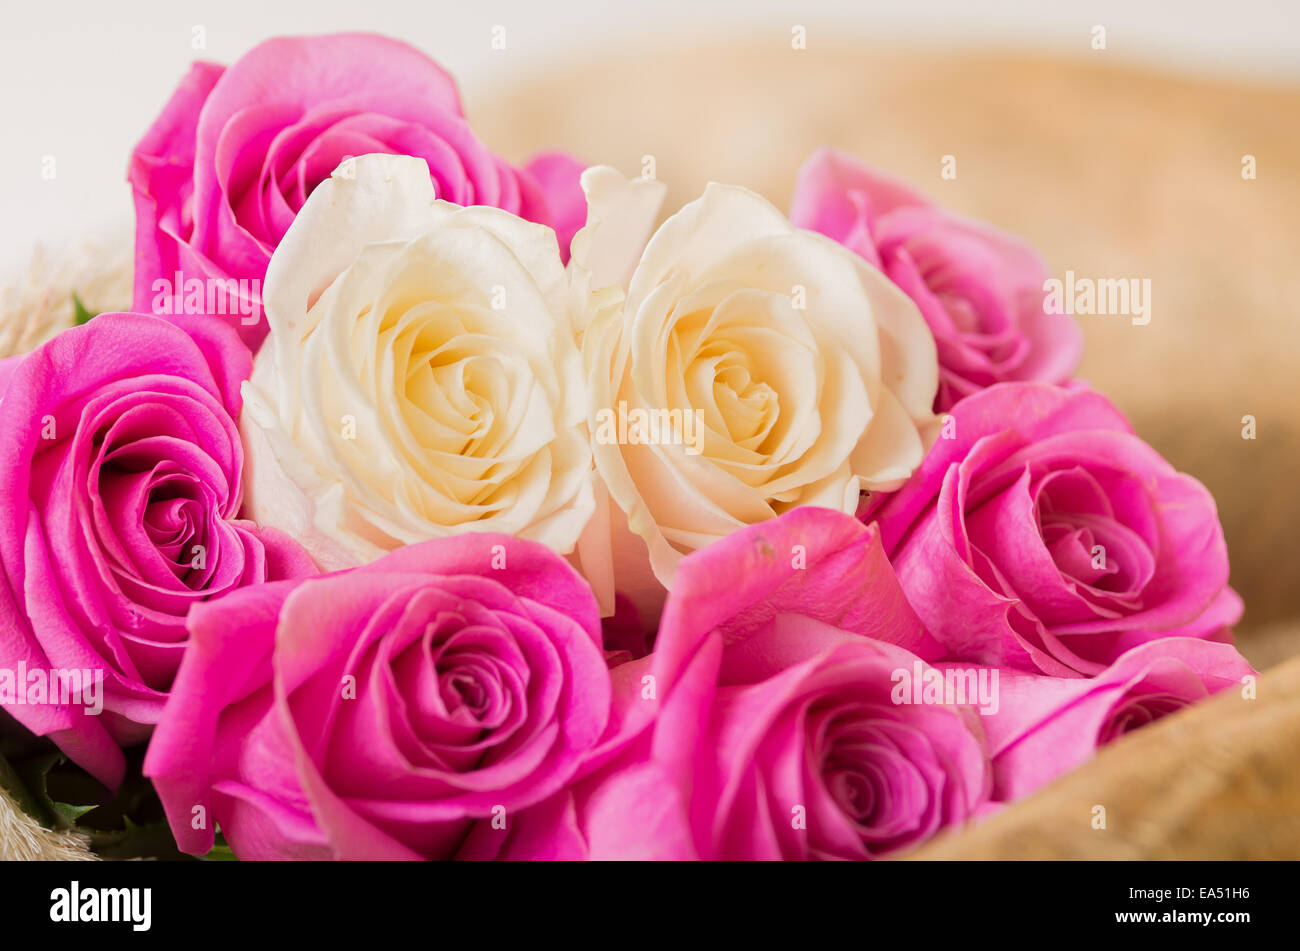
<box><xmin>2</xmin><ymin>0</ymin><xmax>1298</xmax><ymax>276</ymax></box>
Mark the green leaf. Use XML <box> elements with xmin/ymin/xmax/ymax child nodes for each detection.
<box><xmin>7</xmin><ymin>751</ymin><xmax>65</xmax><ymax>828</ymax></box>
<box><xmin>201</xmin><ymin>841</ymin><xmax>240</xmax><ymax>862</ymax></box>
<box><xmin>9</xmin><ymin>750</ymin><xmax>108</xmax><ymax>831</ymax></box>
<box><xmin>1</xmin><ymin>738</ymin><xmax>203</xmax><ymax>859</ymax></box>
<box><xmin>53</xmin><ymin>801</ymin><xmax>98</xmax><ymax>824</ymax></box>
<box><xmin>72</xmin><ymin>292</ymin><xmax>97</xmax><ymax>325</ymax></box>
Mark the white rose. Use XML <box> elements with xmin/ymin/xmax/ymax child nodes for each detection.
<box><xmin>571</xmin><ymin>170</ymin><xmax>940</xmax><ymax>620</ymax></box>
<box><xmin>240</xmin><ymin>153</ymin><xmax>593</xmax><ymax>569</ymax></box>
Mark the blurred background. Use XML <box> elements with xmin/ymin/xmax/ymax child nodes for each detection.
<box><xmin>2</xmin><ymin>0</ymin><xmax>1298</xmax><ymax>668</ymax></box>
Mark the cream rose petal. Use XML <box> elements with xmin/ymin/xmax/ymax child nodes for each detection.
<box><xmin>570</xmin><ymin>166</ymin><xmax>668</xmax><ymax>296</ymax></box>
<box><xmin>574</xmin><ymin>174</ymin><xmax>940</xmax><ymax>625</ymax></box>
<box><xmin>242</xmin><ymin>153</ymin><xmax>594</xmax><ymax>567</ymax></box>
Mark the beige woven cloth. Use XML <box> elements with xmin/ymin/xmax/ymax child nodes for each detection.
<box><xmin>908</xmin><ymin>654</ymin><xmax>1300</xmax><ymax>859</ymax></box>
<box><xmin>1</xmin><ymin>41</ymin><xmax>1296</xmax><ymax>860</ymax></box>
<box><xmin>0</xmin><ymin>787</ymin><xmax>94</xmax><ymax>861</ymax></box>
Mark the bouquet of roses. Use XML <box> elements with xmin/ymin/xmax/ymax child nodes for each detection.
<box><xmin>0</xmin><ymin>33</ymin><xmax>1252</xmax><ymax>861</ymax></box>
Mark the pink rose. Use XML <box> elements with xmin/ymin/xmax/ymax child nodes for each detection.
<box><xmin>791</xmin><ymin>149</ymin><xmax>1082</xmax><ymax>410</ymax></box>
<box><xmin>977</xmin><ymin>638</ymin><xmax>1255</xmax><ymax>799</ymax></box>
<box><xmin>0</xmin><ymin>314</ymin><xmax>313</xmax><ymax>789</ymax></box>
<box><xmin>129</xmin><ymin>32</ymin><xmax>586</xmax><ymax>345</ymax></box>
<box><xmin>865</xmin><ymin>383</ymin><xmax>1241</xmax><ymax>677</ymax></box>
<box><xmin>479</xmin><ymin>508</ymin><xmax>990</xmax><ymax>860</ymax></box>
<box><xmin>144</xmin><ymin>535</ymin><xmax>610</xmax><ymax>860</ymax></box>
